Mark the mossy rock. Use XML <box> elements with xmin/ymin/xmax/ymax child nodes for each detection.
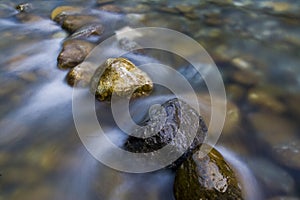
<box><xmin>174</xmin><ymin>144</ymin><xmax>243</xmax><ymax>200</ymax></box>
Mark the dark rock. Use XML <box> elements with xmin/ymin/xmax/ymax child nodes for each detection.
<box><xmin>124</xmin><ymin>98</ymin><xmax>207</xmax><ymax>169</ymax></box>
<box><xmin>174</xmin><ymin>144</ymin><xmax>243</xmax><ymax>200</ymax></box>
<box><xmin>58</xmin><ymin>40</ymin><xmax>95</xmax><ymax>69</ymax></box>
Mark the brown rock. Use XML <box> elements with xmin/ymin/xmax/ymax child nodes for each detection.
<box><xmin>62</xmin><ymin>15</ymin><xmax>101</xmax><ymax>33</ymax></box>
<box><xmin>66</xmin><ymin>62</ymin><xmax>97</xmax><ymax>87</ymax></box>
<box><xmin>58</xmin><ymin>40</ymin><xmax>95</xmax><ymax>69</ymax></box>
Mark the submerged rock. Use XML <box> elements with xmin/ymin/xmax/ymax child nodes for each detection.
<box><xmin>174</xmin><ymin>144</ymin><xmax>243</xmax><ymax>200</ymax></box>
<box><xmin>61</xmin><ymin>15</ymin><xmax>101</xmax><ymax>33</ymax></box>
<box><xmin>69</xmin><ymin>23</ymin><xmax>104</xmax><ymax>42</ymax></box>
<box><xmin>58</xmin><ymin>39</ymin><xmax>95</xmax><ymax>69</ymax></box>
<box><xmin>124</xmin><ymin>98</ymin><xmax>207</xmax><ymax>169</ymax></box>
<box><xmin>90</xmin><ymin>58</ymin><xmax>153</xmax><ymax>101</ymax></box>
<box><xmin>66</xmin><ymin>62</ymin><xmax>96</xmax><ymax>87</ymax></box>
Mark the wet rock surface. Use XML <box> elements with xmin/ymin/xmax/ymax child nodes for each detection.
<box><xmin>174</xmin><ymin>144</ymin><xmax>243</xmax><ymax>200</ymax></box>
<box><xmin>124</xmin><ymin>98</ymin><xmax>207</xmax><ymax>168</ymax></box>
<box><xmin>66</xmin><ymin>61</ymin><xmax>97</xmax><ymax>87</ymax></box>
<box><xmin>57</xmin><ymin>39</ymin><xmax>95</xmax><ymax>69</ymax></box>
<box><xmin>90</xmin><ymin>58</ymin><xmax>153</xmax><ymax>101</ymax></box>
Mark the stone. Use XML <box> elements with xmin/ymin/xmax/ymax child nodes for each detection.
<box><xmin>226</xmin><ymin>84</ymin><xmax>245</xmax><ymax>102</ymax></box>
<box><xmin>98</xmin><ymin>4</ymin><xmax>122</xmax><ymax>13</ymax></box>
<box><xmin>62</xmin><ymin>15</ymin><xmax>101</xmax><ymax>33</ymax></box>
<box><xmin>15</xmin><ymin>3</ymin><xmax>32</xmax><ymax>12</ymax></box>
<box><xmin>57</xmin><ymin>40</ymin><xmax>95</xmax><ymax>69</ymax></box>
<box><xmin>51</xmin><ymin>6</ymin><xmax>82</xmax><ymax>20</ymax></box>
<box><xmin>248</xmin><ymin>88</ymin><xmax>286</xmax><ymax>114</ymax></box>
<box><xmin>69</xmin><ymin>23</ymin><xmax>104</xmax><ymax>42</ymax></box>
<box><xmin>248</xmin><ymin>112</ymin><xmax>297</xmax><ymax>147</ymax></box>
<box><xmin>90</xmin><ymin>58</ymin><xmax>153</xmax><ymax>101</ymax></box>
<box><xmin>124</xmin><ymin>98</ymin><xmax>207</xmax><ymax>169</ymax></box>
<box><xmin>174</xmin><ymin>144</ymin><xmax>243</xmax><ymax>200</ymax></box>
<box><xmin>232</xmin><ymin>70</ymin><xmax>261</xmax><ymax>86</ymax></box>
<box><xmin>272</xmin><ymin>140</ymin><xmax>300</xmax><ymax>170</ymax></box>
<box><xmin>175</xmin><ymin>5</ymin><xmax>194</xmax><ymax>13</ymax></box>
<box><xmin>223</xmin><ymin>101</ymin><xmax>241</xmax><ymax>136</ymax></box>
<box><xmin>66</xmin><ymin>62</ymin><xmax>97</xmax><ymax>87</ymax></box>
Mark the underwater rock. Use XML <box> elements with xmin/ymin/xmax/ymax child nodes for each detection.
<box><xmin>98</xmin><ymin>4</ymin><xmax>122</xmax><ymax>13</ymax></box>
<box><xmin>69</xmin><ymin>23</ymin><xmax>104</xmax><ymax>42</ymax></box>
<box><xmin>226</xmin><ymin>84</ymin><xmax>245</xmax><ymax>102</ymax></box>
<box><xmin>58</xmin><ymin>39</ymin><xmax>95</xmax><ymax>69</ymax></box>
<box><xmin>272</xmin><ymin>140</ymin><xmax>300</xmax><ymax>170</ymax></box>
<box><xmin>248</xmin><ymin>112</ymin><xmax>297</xmax><ymax>146</ymax></box>
<box><xmin>248</xmin><ymin>88</ymin><xmax>286</xmax><ymax>114</ymax></box>
<box><xmin>124</xmin><ymin>98</ymin><xmax>207</xmax><ymax>169</ymax></box>
<box><xmin>90</xmin><ymin>58</ymin><xmax>153</xmax><ymax>101</ymax></box>
<box><xmin>61</xmin><ymin>15</ymin><xmax>101</xmax><ymax>33</ymax></box>
<box><xmin>174</xmin><ymin>144</ymin><xmax>243</xmax><ymax>200</ymax></box>
<box><xmin>66</xmin><ymin>62</ymin><xmax>96</xmax><ymax>87</ymax></box>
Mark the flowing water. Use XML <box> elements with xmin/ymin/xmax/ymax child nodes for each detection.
<box><xmin>0</xmin><ymin>0</ymin><xmax>300</xmax><ymax>199</ymax></box>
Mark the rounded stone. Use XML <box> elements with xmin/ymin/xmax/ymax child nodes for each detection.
<box><xmin>174</xmin><ymin>144</ymin><xmax>243</xmax><ymax>200</ymax></box>
<box><xmin>90</xmin><ymin>58</ymin><xmax>153</xmax><ymax>101</ymax></box>
<box><xmin>62</xmin><ymin>15</ymin><xmax>101</xmax><ymax>33</ymax></box>
<box><xmin>248</xmin><ymin>112</ymin><xmax>297</xmax><ymax>146</ymax></box>
<box><xmin>58</xmin><ymin>39</ymin><xmax>95</xmax><ymax>69</ymax></box>
<box><xmin>226</xmin><ymin>84</ymin><xmax>245</xmax><ymax>102</ymax></box>
<box><xmin>51</xmin><ymin>6</ymin><xmax>82</xmax><ymax>20</ymax></box>
<box><xmin>66</xmin><ymin>62</ymin><xmax>97</xmax><ymax>87</ymax></box>
<box><xmin>272</xmin><ymin>140</ymin><xmax>300</xmax><ymax>170</ymax></box>
<box><xmin>248</xmin><ymin>88</ymin><xmax>286</xmax><ymax>114</ymax></box>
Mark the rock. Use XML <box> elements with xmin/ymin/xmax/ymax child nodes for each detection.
<box><xmin>66</xmin><ymin>62</ymin><xmax>96</xmax><ymax>87</ymax></box>
<box><xmin>174</xmin><ymin>144</ymin><xmax>243</xmax><ymax>200</ymax></box>
<box><xmin>124</xmin><ymin>98</ymin><xmax>207</xmax><ymax>169</ymax></box>
<box><xmin>98</xmin><ymin>4</ymin><xmax>122</xmax><ymax>13</ymax></box>
<box><xmin>226</xmin><ymin>84</ymin><xmax>245</xmax><ymax>102</ymax></box>
<box><xmin>62</xmin><ymin>15</ymin><xmax>101</xmax><ymax>33</ymax></box>
<box><xmin>90</xmin><ymin>58</ymin><xmax>153</xmax><ymax>101</ymax></box>
<box><xmin>175</xmin><ymin>4</ymin><xmax>194</xmax><ymax>13</ymax></box>
<box><xmin>223</xmin><ymin>101</ymin><xmax>241</xmax><ymax>136</ymax></box>
<box><xmin>51</xmin><ymin>6</ymin><xmax>82</xmax><ymax>21</ymax></box>
<box><xmin>122</xmin><ymin>4</ymin><xmax>151</xmax><ymax>13</ymax></box>
<box><xmin>15</xmin><ymin>3</ymin><xmax>32</xmax><ymax>12</ymax></box>
<box><xmin>232</xmin><ymin>70</ymin><xmax>261</xmax><ymax>86</ymax></box>
<box><xmin>272</xmin><ymin>140</ymin><xmax>300</xmax><ymax>170</ymax></box>
<box><xmin>197</xmin><ymin>95</ymin><xmax>240</xmax><ymax>137</ymax></box>
<box><xmin>156</xmin><ymin>6</ymin><xmax>180</xmax><ymax>14</ymax></box>
<box><xmin>69</xmin><ymin>23</ymin><xmax>104</xmax><ymax>42</ymax></box>
<box><xmin>248</xmin><ymin>112</ymin><xmax>297</xmax><ymax>147</ymax></box>
<box><xmin>248</xmin><ymin>88</ymin><xmax>286</xmax><ymax>113</ymax></box>
<box><xmin>57</xmin><ymin>39</ymin><xmax>95</xmax><ymax>69</ymax></box>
